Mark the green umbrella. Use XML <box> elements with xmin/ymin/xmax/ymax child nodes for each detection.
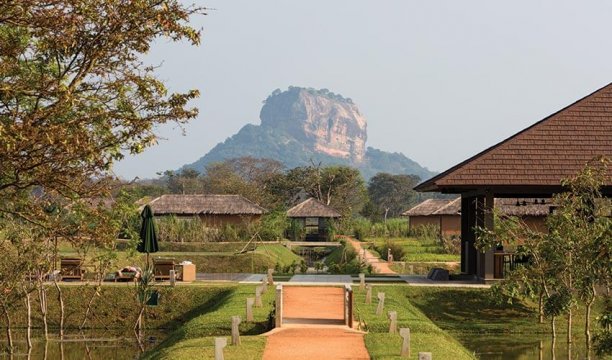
<box><xmin>137</xmin><ymin>205</ymin><xmax>159</xmax><ymax>266</ymax></box>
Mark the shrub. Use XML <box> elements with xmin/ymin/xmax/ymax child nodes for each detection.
<box><xmin>257</xmin><ymin>211</ymin><xmax>288</xmax><ymax>241</ymax></box>
<box><xmin>375</xmin><ymin>240</ymin><xmax>406</xmax><ymax>261</ymax></box>
<box><xmin>409</xmin><ymin>224</ymin><xmax>440</xmax><ymax>240</ymax></box>
<box><xmin>287</xmin><ymin>219</ymin><xmax>305</xmax><ymax>241</ymax></box>
<box><xmin>439</xmin><ymin>235</ymin><xmax>461</xmax><ymax>255</ymax></box>
<box><xmin>352</xmin><ymin>218</ymin><xmax>372</xmax><ymax>240</ymax></box>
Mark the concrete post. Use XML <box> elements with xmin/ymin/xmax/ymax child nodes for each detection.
<box><xmin>214</xmin><ymin>337</ymin><xmax>227</xmax><ymax>360</ymax></box>
<box><xmin>344</xmin><ymin>284</ymin><xmax>353</xmax><ymax>328</ymax></box>
<box><xmin>261</xmin><ymin>277</ymin><xmax>267</xmax><ymax>293</ymax></box>
<box><xmin>231</xmin><ymin>316</ymin><xmax>241</xmax><ymax>346</ymax></box>
<box><xmin>267</xmin><ymin>268</ymin><xmax>274</xmax><ymax>286</ymax></box>
<box><xmin>376</xmin><ymin>292</ymin><xmax>385</xmax><ymax>316</ymax></box>
<box><xmin>418</xmin><ymin>352</ymin><xmax>432</xmax><ymax>360</ymax></box>
<box><xmin>255</xmin><ymin>286</ymin><xmax>263</xmax><ymax>307</ymax></box>
<box><xmin>400</xmin><ymin>328</ymin><xmax>410</xmax><ymax>357</ymax></box>
<box><xmin>169</xmin><ymin>270</ymin><xmax>176</xmax><ymax>287</ymax></box>
<box><xmin>275</xmin><ymin>285</ymin><xmax>283</xmax><ymax>328</ymax></box>
<box><xmin>388</xmin><ymin>253</ymin><xmax>394</xmax><ymax>264</ymax></box>
<box><xmin>388</xmin><ymin>311</ymin><xmax>398</xmax><ymax>334</ymax></box>
<box><xmin>246</xmin><ymin>298</ymin><xmax>254</xmax><ymax>322</ymax></box>
<box><xmin>359</xmin><ymin>273</ymin><xmax>365</xmax><ymax>291</ymax></box>
<box><xmin>365</xmin><ymin>284</ymin><xmax>372</xmax><ymax>304</ymax></box>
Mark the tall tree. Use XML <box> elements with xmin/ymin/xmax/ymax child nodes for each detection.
<box><xmin>367</xmin><ymin>173</ymin><xmax>421</xmax><ymax>221</ymax></box>
<box><xmin>1</xmin><ymin>0</ymin><xmax>203</xmax><ymax>216</ymax></box>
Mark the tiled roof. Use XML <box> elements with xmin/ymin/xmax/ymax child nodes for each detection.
<box><xmin>416</xmin><ymin>83</ymin><xmax>612</xmax><ymax>191</ymax></box>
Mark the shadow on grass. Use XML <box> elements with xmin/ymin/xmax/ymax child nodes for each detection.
<box><xmin>406</xmin><ymin>287</ymin><xmax>538</xmax><ymax>333</ymax></box>
<box><xmin>144</xmin><ymin>288</ymin><xmax>235</xmax><ymax>360</ymax></box>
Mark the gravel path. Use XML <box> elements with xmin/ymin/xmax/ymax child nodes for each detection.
<box><xmin>347</xmin><ymin>238</ymin><xmax>397</xmax><ymax>274</ymax></box>
<box><xmin>262</xmin><ymin>286</ymin><xmax>370</xmax><ymax>360</ymax></box>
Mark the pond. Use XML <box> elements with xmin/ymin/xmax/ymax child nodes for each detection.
<box><xmin>0</xmin><ymin>330</ymin><xmax>164</xmax><ymax>360</ymax></box>
<box><xmin>456</xmin><ymin>333</ymin><xmax>594</xmax><ymax>360</ymax></box>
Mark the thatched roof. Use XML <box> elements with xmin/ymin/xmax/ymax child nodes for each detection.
<box><xmin>403</xmin><ymin>197</ymin><xmax>553</xmax><ymax>217</ymax></box>
<box><xmin>432</xmin><ymin>198</ymin><xmax>461</xmax><ymax>215</ymax></box>
<box><xmin>401</xmin><ymin>199</ymin><xmax>455</xmax><ymax>216</ymax></box>
<box><xmin>286</xmin><ymin>198</ymin><xmax>341</xmax><ymax>218</ymax></box>
<box><xmin>147</xmin><ymin>194</ymin><xmax>267</xmax><ymax>216</ymax></box>
<box><xmin>496</xmin><ymin>198</ymin><xmax>553</xmax><ymax>217</ymax></box>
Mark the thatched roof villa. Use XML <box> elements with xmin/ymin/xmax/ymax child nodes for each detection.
<box><xmin>146</xmin><ymin>194</ymin><xmax>267</xmax><ymax>227</ymax></box>
<box><xmin>286</xmin><ymin>198</ymin><xmax>341</xmax><ymax>241</ymax></box>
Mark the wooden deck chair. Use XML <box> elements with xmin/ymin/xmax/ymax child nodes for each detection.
<box><xmin>153</xmin><ymin>258</ymin><xmax>176</xmax><ymax>281</ymax></box>
<box><xmin>60</xmin><ymin>257</ymin><xmax>85</xmax><ymax>281</ymax></box>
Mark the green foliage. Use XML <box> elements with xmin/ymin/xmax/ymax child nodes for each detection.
<box><xmin>410</xmin><ymin>223</ymin><xmax>440</xmax><ymax>240</ymax></box>
<box><xmin>256</xmin><ymin>211</ymin><xmax>288</xmax><ymax>241</ymax></box>
<box><xmin>366</xmin><ymin>172</ymin><xmax>421</xmax><ymax>220</ymax></box>
<box><xmin>287</xmin><ymin>219</ymin><xmax>305</xmax><ymax>241</ymax></box>
<box><xmin>374</xmin><ymin>240</ymin><xmax>406</xmax><ymax>261</ymax></box>
<box><xmin>325</xmin><ymin>241</ymin><xmax>368</xmax><ymax>274</ymax></box>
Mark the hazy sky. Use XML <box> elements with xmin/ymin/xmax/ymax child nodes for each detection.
<box><xmin>113</xmin><ymin>0</ymin><xmax>612</xmax><ymax>180</ymax></box>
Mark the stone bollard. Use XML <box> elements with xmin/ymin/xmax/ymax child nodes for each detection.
<box><xmin>231</xmin><ymin>316</ymin><xmax>241</xmax><ymax>345</ymax></box>
<box><xmin>376</xmin><ymin>292</ymin><xmax>385</xmax><ymax>316</ymax></box>
<box><xmin>275</xmin><ymin>285</ymin><xmax>283</xmax><ymax>328</ymax></box>
<box><xmin>388</xmin><ymin>311</ymin><xmax>398</xmax><ymax>334</ymax></box>
<box><xmin>261</xmin><ymin>277</ymin><xmax>268</xmax><ymax>293</ymax></box>
<box><xmin>255</xmin><ymin>286</ymin><xmax>263</xmax><ymax>307</ymax></box>
<box><xmin>214</xmin><ymin>337</ymin><xmax>227</xmax><ymax>360</ymax></box>
<box><xmin>246</xmin><ymin>298</ymin><xmax>254</xmax><ymax>322</ymax></box>
<box><xmin>267</xmin><ymin>268</ymin><xmax>274</xmax><ymax>285</ymax></box>
<box><xmin>388</xmin><ymin>253</ymin><xmax>394</xmax><ymax>264</ymax></box>
<box><xmin>418</xmin><ymin>352</ymin><xmax>432</xmax><ymax>360</ymax></box>
<box><xmin>400</xmin><ymin>328</ymin><xmax>410</xmax><ymax>357</ymax></box>
<box><xmin>409</xmin><ymin>264</ymin><xmax>414</xmax><ymax>274</ymax></box>
<box><xmin>359</xmin><ymin>273</ymin><xmax>365</xmax><ymax>291</ymax></box>
<box><xmin>169</xmin><ymin>270</ymin><xmax>176</xmax><ymax>287</ymax></box>
<box><xmin>365</xmin><ymin>285</ymin><xmax>372</xmax><ymax>304</ymax></box>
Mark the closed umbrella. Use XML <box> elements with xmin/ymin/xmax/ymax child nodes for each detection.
<box><xmin>137</xmin><ymin>205</ymin><xmax>159</xmax><ymax>267</ymax></box>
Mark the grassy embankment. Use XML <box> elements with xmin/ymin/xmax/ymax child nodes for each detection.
<box><xmin>143</xmin><ymin>284</ymin><xmax>275</xmax><ymax>360</ymax></box>
<box><xmin>365</xmin><ymin>237</ymin><xmax>460</xmax><ymax>274</ymax></box>
<box><xmin>353</xmin><ymin>285</ymin><xmax>475</xmax><ymax>360</ymax></box>
<box><xmin>58</xmin><ymin>241</ymin><xmax>302</xmax><ymax>274</ymax></box>
<box><xmin>357</xmin><ymin>285</ymin><xmax>609</xmax><ymax>358</ymax></box>
<box><xmin>2</xmin><ymin>284</ymin><xmax>276</xmax><ymax>360</ymax></box>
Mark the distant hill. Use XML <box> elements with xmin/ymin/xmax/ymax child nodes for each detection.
<box><xmin>183</xmin><ymin>87</ymin><xmax>435</xmax><ymax>181</ymax></box>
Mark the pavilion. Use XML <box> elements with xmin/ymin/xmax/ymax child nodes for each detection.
<box><xmin>415</xmin><ymin>82</ymin><xmax>612</xmax><ymax>282</ymax></box>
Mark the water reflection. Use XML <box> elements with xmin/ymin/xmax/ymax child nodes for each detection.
<box><xmin>455</xmin><ymin>333</ymin><xmax>593</xmax><ymax>360</ymax></box>
<box><xmin>0</xmin><ymin>330</ymin><xmax>163</xmax><ymax>360</ymax></box>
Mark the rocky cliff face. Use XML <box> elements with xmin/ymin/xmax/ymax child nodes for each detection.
<box><xmin>183</xmin><ymin>87</ymin><xmax>435</xmax><ymax>181</ymax></box>
<box><xmin>260</xmin><ymin>87</ymin><xmax>367</xmax><ymax>163</ymax></box>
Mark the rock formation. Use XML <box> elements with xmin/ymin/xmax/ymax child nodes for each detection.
<box><xmin>183</xmin><ymin>87</ymin><xmax>434</xmax><ymax>180</ymax></box>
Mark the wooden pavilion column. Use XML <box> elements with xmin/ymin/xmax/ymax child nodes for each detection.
<box><xmin>481</xmin><ymin>192</ymin><xmax>495</xmax><ymax>281</ymax></box>
<box><xmin>460</xmin><ymin>196</ymin><xmax>478</xmax><ymax>275</ymax></box>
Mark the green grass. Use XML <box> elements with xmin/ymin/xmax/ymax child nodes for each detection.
<box><xmin>390</xmin><ymin>262</ymin><xmax>460</xmax><ymax>275</ymax></box>
<box><xmin>366</xmin><ymin>237</ymin><xmax>460</xmax><ymax>263</ymax></box>
<box><xmin>144</xmin><ymin>285</ymin><xmax>275</xmax><ymax>360</ymax></box>
<box><xmin>59</xmin><ymin>243</ymin><xmax>302</xmax><ymax>273</ymax></box>
<box><xmin>354</xmin><ymin>285</ymin><xmax>475</xmax><ymax>359</ymax></box>
<box><xmin>147</xmin><ymin>336</ymin><xmax>266</xmax><ymax>360</ymax></box>
<box><xmin>3</xmin><ymin>284</ymin><xmax>234</xmax><ymax>331</ymax></box>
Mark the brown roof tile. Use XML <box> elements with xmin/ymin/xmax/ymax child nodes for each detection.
<box><xmin>416</xmin><ymin>83</ymin><xmax>612</xmax><ymax>192</ymax></box>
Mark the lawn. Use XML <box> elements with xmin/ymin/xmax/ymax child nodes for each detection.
<box><xmin>58</xmin><ymin>242</ymin><xmax>302</xmax><ymax>273</ymax></box>
<box><xmin>144</xmin><ymin>284</ymin><xmax>275</xmax><ymax>360</ymax></box>
<box><xmin>399</xmin><ymin>286</ymin><xmax>608</xmax><ymax>358</ymax></box>
<box><xmin>366</xmin><ymin>237</ymin><xmax>460</xmax><ymax>262</ymax></box>
<box><xmin>353</xmin><ymin>285</ymin><xmax>475</xmax><ymax>359</ymax></box>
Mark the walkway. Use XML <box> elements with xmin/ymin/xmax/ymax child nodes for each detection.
<box><xmin>262</xmin><ymin>286</ymin><xmax>369</xmax><ymax>360</ymax></box>
<box><xmin>347</xmin><ymin>238</ymin><xmax>397</xmax><ymax>274</ymax></box>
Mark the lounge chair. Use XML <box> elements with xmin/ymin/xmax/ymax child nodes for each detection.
<box><xmin>60</xmin><ymin>257</ymin><xmax>85</xmax><ymax>281</ymax></box>
<box><xmin>153</xmin><ymin>258</ymin><xmax>176</xmax><ymax>281</ymax></box>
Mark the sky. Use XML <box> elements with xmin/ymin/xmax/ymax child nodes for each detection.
<box><xmin>113</xmin><ymin>0</ymin><xmax>612</xmax><ymax>180</ymax></box>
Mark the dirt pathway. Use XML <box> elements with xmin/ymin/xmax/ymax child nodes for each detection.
<box><xmin>262</xmin><ymin>286</ymin><xmax>370</xmax><ymax>360</ymax></box>
<box><xmin>347</xmin><ymin>238</ymin><xmax>397</xmax><ymax>274</ymax></box>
